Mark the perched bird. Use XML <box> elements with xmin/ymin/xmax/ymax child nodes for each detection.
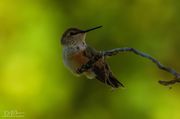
<box><xmin>61</xmin><ymin>26</ymin><xmax>124</xmax><ymax>88</ymax></box>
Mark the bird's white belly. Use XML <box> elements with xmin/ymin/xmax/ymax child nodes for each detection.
<box><xmin>63</xmin><ymin>50</ymin><xmax>77</xmax><ymax>74</ymax></box>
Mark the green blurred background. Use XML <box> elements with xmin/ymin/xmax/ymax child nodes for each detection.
<box><xmin>0</xmin><ymin>0</ymin><xmax>180</xmax><ymax>119</ymax></box>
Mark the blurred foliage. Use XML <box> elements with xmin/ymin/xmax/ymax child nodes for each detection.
<box><xmin>0</xmin><ymin>0</ymin><xmax>180</xmax><ymax>119</ymax></box>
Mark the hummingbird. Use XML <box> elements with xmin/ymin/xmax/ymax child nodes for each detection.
<box><xmin>61</xmin><ymin>26</ymin><xmax>124</xmax><ymax>88</ymax></box>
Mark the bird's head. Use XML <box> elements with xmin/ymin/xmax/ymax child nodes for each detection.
<box><xmin>61</xmin><ymin>26</ymin><xmax>102</xmax><ymax>46</ymax></box>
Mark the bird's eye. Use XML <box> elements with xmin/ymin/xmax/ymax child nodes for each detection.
<box><xmin>69</xmin><ymin>32</ymin><xmax>75</xmax><ymax>36</ymax></box>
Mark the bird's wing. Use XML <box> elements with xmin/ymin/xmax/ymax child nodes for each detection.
<box><xmin>83</xmin><ymin>46</ymin><xmax>99</xmax><ymax>58</ymax></box>
<box><xmin>83</xmin><ymin>46</ymin><xmax>124</xmax><ymax>88</ymax></box>
<box><xmin>93</xmin><ymin>59</ymin><xmax>124</xmax><ymax>88</ymax></box>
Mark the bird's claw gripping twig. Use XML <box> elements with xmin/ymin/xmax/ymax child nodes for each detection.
<box><xmin>76</xmin><ymin>53</ymin><xmax>102</xmax><ymax>74</ymax></box>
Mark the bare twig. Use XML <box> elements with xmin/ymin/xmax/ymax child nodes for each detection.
<box><xmin>77</xmin><ymin>47</ymin><xmax>180</xmax><ymax>86</ymax></box>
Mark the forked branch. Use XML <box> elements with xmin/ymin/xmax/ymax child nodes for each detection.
<box><xmin>77</xmin><ymin>47</ymin><xmax>180</xmax><ymax>86</ymax></box>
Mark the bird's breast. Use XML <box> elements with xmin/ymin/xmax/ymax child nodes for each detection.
<box><xmin>63</xmin><ymin>46</ymin><xmax>96</xmax><ymax>79</ymax></box>
<box><xmin>71</xmin><ymin>51</ymin><xmax>88</xmax><ymax>66</ymax></box>
<box><xmin>63</xmin><ymin>48</ymin><xmax>88</xmax><ymax>73</ymax></box>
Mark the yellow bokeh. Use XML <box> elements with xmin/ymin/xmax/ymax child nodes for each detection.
<box><xmin>0</xmin><ymin>0</ymin><xmax>180</xmax><ymax>119</ymax></box>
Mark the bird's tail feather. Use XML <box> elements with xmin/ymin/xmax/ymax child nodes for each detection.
<box><xmin>108</xmin><ymin>73</ymin><xmax>124</xmax><ymax>88</ymax></box>
<box><xmin>95</xmin><ymin>73</ymin><xmax>124</xmax><ymax>88</ymax></box>
<box><xmin>92</xmin><ymin>59</ymin><xmax>124</xmax><ymax>88</ymax></box>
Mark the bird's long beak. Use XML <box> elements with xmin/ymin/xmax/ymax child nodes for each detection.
<box><xmin>82</xmin><ymin>26</ymin><xmax>102</xmax><ymax>33</ymax></box>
